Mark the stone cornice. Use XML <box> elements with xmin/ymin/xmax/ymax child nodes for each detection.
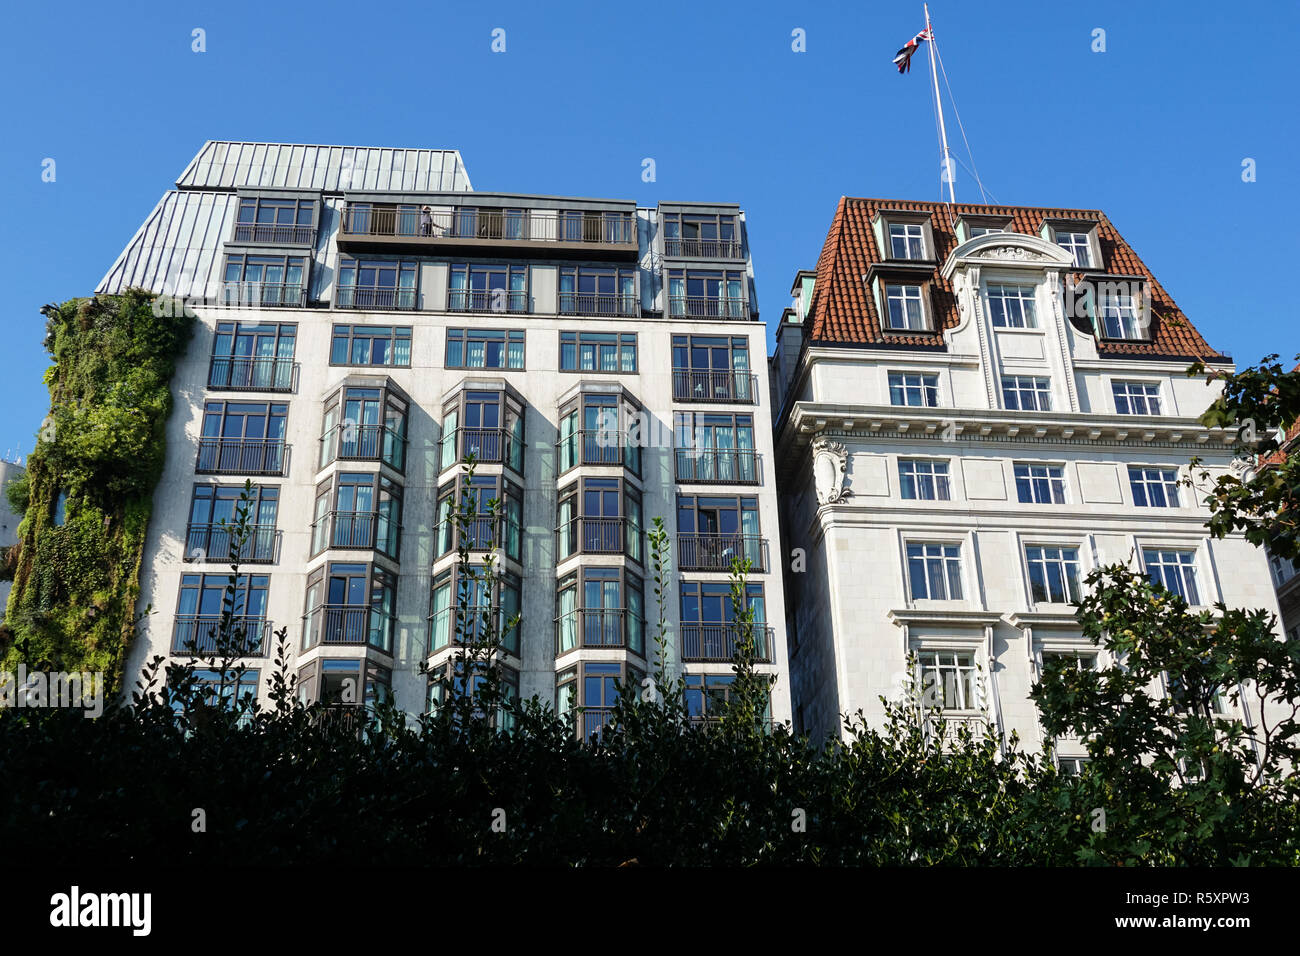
<box><xmin>779</xmin><ymin>402</ymin><xmax>1235</xmax><ymax>454</ymax></box>
<box><xmin>887</xmin><ymin>609</ymin><xmax>1005</xmax><ymax>629</ymax></box>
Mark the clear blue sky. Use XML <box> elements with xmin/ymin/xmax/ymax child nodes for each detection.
<box><xmin>1</xmin><ymin>0</ymin><xmax>1296</xmax><ymax>458</ymax></box>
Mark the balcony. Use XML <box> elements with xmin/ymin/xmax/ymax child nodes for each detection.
<box><xmin>557</xmin><ymin>430</ymin><xmax>639</xmax><ymax>472</ymax></box>
<box><xmin>312</xmin><ymin>511</ymin><xmax>400</xmax><ymax>557</ymax></box>
<box><xmin>668</xmin><ymin>296</ymin><xmax>748</xmax><ymax>320</ymax></box>
<box><xmin>558</xmin><ymin>292</ymin><xmax>639</xmax><ymax>317</ymax></box>
<box><xmin>556</xmin><ymin>516</ymin><xmax>640</xmax><ymax>558</ymax></box>
<box><xmin>334</xmin><ymin>287</ymin><xmax>418</xmax><ymax>311</ymax></box>
<box><xmin>578</xmin><ymin>708</ymin><xmax>615</xmax><ymax>742</ymax></box>
<box><xmin>446</xmin><ymin>289</ymin><xmax>529</xmax><ymax>314</ymax></box>
<box><xmin>676</xmin><ymin>533</ymin><xmax>767</xmax><ymax>572</ymax></box>
<box><xmin>207</xmin><ymin>356</ymin><xmax>297</xmax><ymax>392</ymax></box>
<box><xmin>672</xmin><ymin>370</ymin><xmax>758</xmax><ymax>404</ymax></box>
<box><xmin>924</xmin><ymin>713</ymin><xmax>989</xmax><ymax>746</ymax></box>
<box><xmin>303</xmin><ymin>605</ymin><xmax>394</xmax><ymax>654</ymax></box>
<box><xmin>321</xmin><ymin>423</ymin><xmax>406</xmax><ymax>471</ymax></box>
<box><xmin>232</xmin><ymin>222</ymin><xmax>314</xmax><ymax>245</ymax></box>
<box><xmin>680</xmin><ymin>623</ymin><xmax>774</xmax><ymax>663</ymax></box>
<box><xmin>664</xmin><ymin>237</ymin><xmax>743</xmax><ymax>260</ymax></box>
<box><xmin>555</xmin><ymin>609</ymin><xmax>642</xmax><ymax>655</ymax></box>
<box><xmin>185</xmin><ymin>523</ymin><xmax>281</xmax><ymax>564</ymax></box>
<box><xmin>437</xmin><ymin>514</ymin><xmax>523</xmax><ymax>557</ymax></box>
<box><xmin>218</xmin><ymin>282</ymin><xmax>307</xmax><ymax>309</ymax></box>
<box><xmin>171</xmin><ymin>615</ymin><xmax>270</xmax><ymax>656</ymax></box>
<box><xmin>441</xmin><ymin>427</ymin><xmax>521</xmax><ymax>471</ymax></box>
<box><xmin>427</xmin><ymin>604</ymin><xmax>519</xmax><ymax>656</ymax></box>
<box><xmin>196</xmin><ymin>438</ymin><xmax>288</xmax><ymax>477</ymax></box>
<box><xmin>337</xmin><ymin>205</ymin><xmax>638</xmax><ymax>260</ymax></box>
<box><xmin>673</xmin><ymin>447</ymin><xmax>760</xmax><ymax>485</ymax></box>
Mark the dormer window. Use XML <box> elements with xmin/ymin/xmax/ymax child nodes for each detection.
<box><xmin>1056</xmin><ymin>231</ymin><xmax>1092</xmax><ymax>267</ymax></box>
<box><xmin>969</xmin><ymin>225</ymin><xmax>1004</xmax><ymax>237</ymax></box>
<box><xmin>889</xmin><ymin>222</ymin><xmax>926</xmax><ymax>260</ymax></box>
<box><xmin>884</xmin><ymin>283</ymin><xmax>927</xmax><ymax>330</ymax></box>
<box><xmin>1099</xmin><ymin>286</ymin><xmax>1143</xmax><ymax>339</ymax></box>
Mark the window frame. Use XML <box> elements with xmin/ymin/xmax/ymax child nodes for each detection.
<box><xmin>905</xmin><ymin>541</ymin><xmax>964</xmax><ymax>602</ymax></box>
<box><xmin>444</xmin><ymin>328</ymin><xmax>525</xmax><ymax>371</ymax></box>
<box><xmin>1112</xmin><ymin>380</ymin><xmax>1164</xmax><ymax>416</ymax></box>
<box><xmin>560</xmin><ymin>330</ymin><xmax>638</xmax><ymax>373</ymax></box>
<box><xmin>329</xmin><ymin>324</ymin><xmax>413</xmax><ymax>368</ymax></box>
<box><xmin>898</xmin><ymin>458</ymin><xmax>952</xmax><ymax>501</ymax></box>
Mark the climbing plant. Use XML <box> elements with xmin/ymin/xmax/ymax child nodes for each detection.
<box><xmin>1</xmin><ymin>288</ymin><xmax>193</xmax><ymax>692</ymax></box>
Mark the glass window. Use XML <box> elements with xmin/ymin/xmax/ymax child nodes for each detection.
<box><xmin>888</xmin><ymin>222</ymin><xmax>926</xmax><ymax>259</ymax></box>
<box><xmin>1055</xmin><ymin>230</ymin><xmax>1093</xmax><ymax>268</ymax></box>
<box><xmin>1014</xmin><ymin>464</ymin><xmax>1067</xmax><ymax>504</ymax></box>
<box><xmin>336</xmin><ymin>258</ymin><xmax>418</xmax><ymax>311</ymax></box>
<box><xmin>1026</xmin><ymin>546</ymin><xmax>1082</xmax><ymax>603</ymax></box>
<box><xmin>448</xmin><ymin>263</ymin><xmax>528</xmax><ymax>313</ymax></box>
<box><xmin>560</xmin><ymin>331</ymin><xmax>637</xmax><ymax>372</ymax></box>
<box><xmin>987</xmin><ymin>284</ymin><xmax>1038</xmax><ymax>329</ymax></box>
<box><xmin>1001</xmin><ymin>376</ymin><xmax>1052</xmax><ymax>411</ymax></box>
<box><xmin>220</xmin><ymin>256</ymin><xmax>308</xmax><ymax>307</ymax></box>
<box><xmin>917</xmin><ymin>651</ymin><xmax>978</xmax><ymax>710</ymax></box>
<box><xmin>558</xmin><ymin>267</ymin><xmax>637</xmax><ymax>316</ymax></box>
<box><xmin>884</xmin><ymin>283</ymin><xmax>926</xmax><ymax>330</ymax></box>
<box><xmin>667</xmin><ymin>269</ymin><xmax>746</xmax><ymax>318</ymax></box>
<box><xmin>1113</xmin><ymin>381</ymin><xmax>1162</xmax><ymax>415</ymax></box>
<box><xmin>1129</xmin><ymin>467</ymin><xmax>1180</xmax><ymax>508</ymax></box>
<box><xmin>330</xmin><ymin>324</ymin><xmax>412</xmax><ymax>366</ymax></box>
<box><xmin>899</xmin><ymin>460</ymin><xmax>951</xmax><ymax>501</ymax></box>
<box><xmin>445</xmin><ymin>328</ymin><xmax>525</xmax><ymax>370</ymax></box>
<box><xmin>906</xmin><ymin>543</ymin><xmax>963</xmax><ymax>601</ymax></box>
<box><xmin>1143</xmin><ymin>549</ymin><xmax>1200</xmax><ymax>604</ymax></box>
<box><xmin>888</xmin><ymin>372</ymin><xmax>938</xmax><ymax>407</ymax></box>
<box><xmin>1099</xmin><ymin>288</ymin><xmax>1143</xmax><ymax>339</ymax></box>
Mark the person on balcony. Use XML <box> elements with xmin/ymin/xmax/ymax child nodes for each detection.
<box><xmin>420</xmin><ymin>206</ymin><xmax>433</xmax><ymax>237</ymax></box>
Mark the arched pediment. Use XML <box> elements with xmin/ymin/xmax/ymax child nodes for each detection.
<box><xmin>940</xmin><ymin>232</ymin><xmax>1074</xmax><ymax>279</ymax></box>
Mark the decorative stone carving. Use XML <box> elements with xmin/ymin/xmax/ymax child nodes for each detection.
<box><xmin>812</xmin><ymin>437</ymin><xmax>852</xmax><ymax>504</ymax></box>
<box><xmin>978</xmin><ymin>245</ymin><xmax>1047</xmax><ymax>261</ymax></box>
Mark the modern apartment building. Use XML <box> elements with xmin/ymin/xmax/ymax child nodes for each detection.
<box><xmin>771</xmin><ymin>197</ymin><xmax>1285</xmax><ymax>759</ymax></box>
<box><xmin>103</xmin><ymin>141</ymin><xmax>789</xmax><ymax>733</ymax></box>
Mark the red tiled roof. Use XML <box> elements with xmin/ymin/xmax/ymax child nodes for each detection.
<box><xmin>807</xmin><ymin>197</ymin><xmax>1223</xmax><ymax>360</ymax></box>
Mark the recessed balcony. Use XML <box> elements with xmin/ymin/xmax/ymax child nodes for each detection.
<box><xmin>673</xmin><ymin>447</ymin><xmax>761</xmax><ymax>485</ymax></box>
<box><xmin>671</xmin><ymin>369</ymin><xmax>758</xmax><ymax>404</ymax></box>
<box><xmin>680</xmin><ymin>623</ymin><xmax>774</xmax><ymax>663</ymax></box>
<box><xmin>668</xmin><ymin>296</ymin><xmax>748</xmax><ymax>320</ymax></box>
<box><xmin>185</xmin><ymin>523</ymin><xmax>281</xmax><ymax>565</ymax></box>
<box><xmin>196</xmin><ymin>438</ymin><xmax>288</xmax><ymax>477</ymax></box>
<box><xmin>337</xmin><ymin>204</ymin><xmax>637</xmax><ymax>260</ymax></box>
<box><xmin>218</xmin><ymin>281</ymin><xmax>307</xmax><ymax>309</ymax></box>
<box><xmin>302</xmin><ymin>605</ymin><xmax>394</xmax><ymax>654</ymax></box>
<box><xmin>676</xmin><ymin>533</ymin><xmax>767</xmax><ymax>572</ymax></box>
<box><xmin>207</xmin><ymin>356</ymin><xmax>298</xmax><ymax>393</ymax></box>
<box><xmin>664</xmin><ymin>237</ymin><xmax>744</xmax><ymax>260</ymax></box>
<box><xmin>171</xmin><ymin>615</ymin><xmax>270</xmax><ymax>656</ymax></box>
<box><xmin>558</xmin><ymin>292</ymin><xmax>639</xmax><ymax>317</ymax></box>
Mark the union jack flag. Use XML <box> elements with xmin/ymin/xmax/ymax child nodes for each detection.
<box><xmin>893</xmin><ymin>28</ymin><xmax>933</xmax><ymax>74</ymax></box>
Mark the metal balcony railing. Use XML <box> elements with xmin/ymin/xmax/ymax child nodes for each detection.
<box><xmin>556</xmin><ymin>516</ymin><xmax>636</xmax><ymax>557</ymax></box>
<box><xmin>321</xmin><ymin>423</ymin><xmax>406</xmax><ymax>471</ymax></box>
<box><xmin>676</xmin><ymin>533</ymin><xmax>767</xmax><ymax>572</ymax></box>
<box><xmin>446</xmin><ymin>289</ymin><xmax>529</xmax><ymax>314</ymax></box>
<box><xmin>196</xmin><ymin>438</ymin><xmax>287</xmax><ymax>476</ymax></box>
<box><xmin>340</xmin><ymin>206</ymin><xmax>636</xmax><ymax>246</ymax></box>
<box><xmin>555</xmin><ymin>609</ymin><xmax>642</xmax><ymax>655</ymax></box>
<box><xmin>334</xmin><ymin>287</ymin><xmax>418</xmax><ymax>311</ymax></box>
<box><xmin>556</xmin><ymin>429</ymin><xmax>636</xmax><ymax>471</ymax></box>
<box><xmin>426</xmin><ymin>604</ymin><xmax>519</xmax><ymax>655</ymax></box>
<box><xmin>441</xmin><ymin>427</ymin><xmax>520</xmax><ymax>469</ymax></box>
<box><xmin>673</xmin><ymin>447</ymin><xmax>760</xmax><ymax>484</ymax></box>
<box><xmin>680</xmin><ymin>623</ymin><xmax>774</xmax><ymax>663</ymax></box>
<box><xmin>207</xmin><ymin>356</ymin><xmax>297</xmax><ymax>392</ymax></box>
<box><xmin>557</xmin><ymin>292</ymin><xmax>639</xmax><ymax>317</ymax></box>
<box><xmin>311</xmin><ymin>511</ymin><xmax>400</xmax><ymax>556</ymax></box>
<box><xmin>579</xmin><ymin>708</ymin><xmax>615</xmax><ymax>742</ymax></box>
<box><xmin>232</xmin><ymin>222</ymin><xmax>314</xmax><ymax>244</ymax></box>
<box><xmin>668</xmin><ymin>296</ymin><xmax>748</xmax><ymax>319</ymax></box>
<box><xmin>303</xmin><ymin>605</ymin><xmax>394</xmax><ymax>653</ymax></box>
<box><xmin>671</xmin><ymin>369</ymin><xmax>758</xmax><ymax>404</ymax></box>
<box><xmin>218</xmin><ymin>282</ymin><xmax>307</xmax><ymax>309</ymax></box>
<box><xmin>436</xmin><ymin>515</ymin><xmax>520</xmax><ymax>555</ymax></box>
<box><xmin>664</xmin><ymin>237</ymin><xmax>743</xmax><ymax>259</ymax></box>
<box><xmin>171</xmin><ymin>615</ymin><xmax>270</xmax><ymax>656</ymax></box>
<box><xmin>185</xmin><ymin>524</ymin><xmax>280</xmax><ymax>564</ymax></box>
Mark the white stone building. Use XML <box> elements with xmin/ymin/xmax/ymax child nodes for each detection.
<box><xmin>771</xmin><ymin>197</ymin><xmax>1284</xmax><ymax>761</ymax></box>
<box><xmin>100</xmin><ymin>141</ymin><xmax>789</xmax><ymax>732</ymax></box>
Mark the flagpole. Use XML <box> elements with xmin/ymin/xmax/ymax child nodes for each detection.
<box><xmin>924</xmin><ymin>3</ymin><xmax>956</xmax><ymax>205</ymax></box>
